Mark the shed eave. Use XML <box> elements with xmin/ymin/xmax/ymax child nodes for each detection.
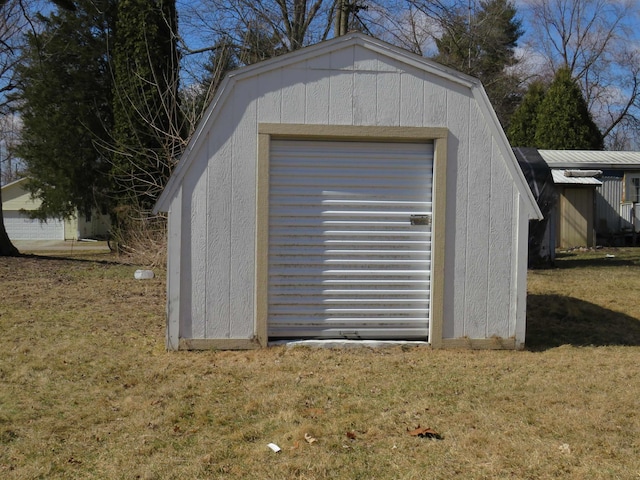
<box><xmin>471</xmin><ymin>86</ymin><xmax>543</xmax><ymax>220</ymax></box>
<box><xmin>154</xmin><ymin>32</ymin><xmax>541</xmax><ymax>222</ymax></box>
<box><xmin>356</xmin><ymin>35</ymin><xmax>478</xmax><ymax>89</ymax></box>
<box><xmin>213</xmin><ymin>32</ymin><xmax>479</xmax><ymax>91</ymax></box>
<box><xmin>153</xmin><ymin>33</ymin><xmax>494</xmax><ymax>214</ymax></box>
<box><xmin>153</xmin><ymin>74</ymin><xmax>236</xmax><ymax>214</ymax></box>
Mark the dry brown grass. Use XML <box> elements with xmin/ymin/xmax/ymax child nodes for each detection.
<box><xmin>0</xmin><ymin>248</ymin><xmax>639</xmax><ymax>479</ymax></box>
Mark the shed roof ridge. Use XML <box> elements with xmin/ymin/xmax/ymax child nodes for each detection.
<box><xmin>155</xmin><ymin>33</ymin><xmax>483</xmax><ymax>213</ymax></box>
<box><xmin>154</xmin><ymin>33</ymin><xmax>540</xmax><ymax>220</ymax></box>
<box><xmin>224</xmin><ymin>32</ymin><xmax>480</xmax><ymax>88</ymax></box>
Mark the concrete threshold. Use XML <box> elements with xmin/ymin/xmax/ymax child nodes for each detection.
<box><xmin>270</xmin><ymin>339</ymin><xmax>430</xmax><ymax>349</ymax></box>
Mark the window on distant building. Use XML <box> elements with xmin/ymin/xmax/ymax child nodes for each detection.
<box><xmin>626</xmin><ymin>174</ymin><xmax>640</xmax><ymax>203</ymax></box>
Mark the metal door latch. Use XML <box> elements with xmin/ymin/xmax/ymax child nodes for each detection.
<box><xmin>410</xmin><ymin>215</ymin><xmax>431</xmax><ymax>226</ymax></box>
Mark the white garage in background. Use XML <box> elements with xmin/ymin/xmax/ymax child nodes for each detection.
<box><xmin>154</xmin><ymin>33</ymin><xmax>542</xmax><ymax>351</ymax></box>
<box><xmin>1</xmin><ymin>177</ymin><xmax>111</xmax><ymax>241</ymax></box>
<box><xmin>2</xmin><ymin>178</ymin><xmax>65</xmax><ymax>240</ymax></box>
<box><xmin>3</xmin><ymin>210</ymin><xmax>65</xmax><ymax>240</ymax></box>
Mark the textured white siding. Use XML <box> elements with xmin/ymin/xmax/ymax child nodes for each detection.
<box><xmin>619</xmin><ymin>202</ymin><xmax>640</xmax><ymax>230</ymax></box>
<box><xmin>597</xmin><ymin>176</ymin><xmax>623</xmax><ymax>233</ymax></box>
<box><xmin>268</xmin><ymin>139</ymin><xmax>433</xmax><ymax>339</ymax></box>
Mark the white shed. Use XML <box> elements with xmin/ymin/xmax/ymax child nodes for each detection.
<box><xmin>154</xmin><ymin>33</ymin><xmax>541</xmax><ymax>350</ymax></box>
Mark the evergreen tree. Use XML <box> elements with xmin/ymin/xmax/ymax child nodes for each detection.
<box><xmin>434</xmin><ymin>0</ymin><xmax>523</xmax><ymax>126</ymax></box>
<box><xmin>534</xmin><ymin>67</ymin><xmax>604</xmax><ymax>150</ymax></box>
<box><xmin>507</xmin><ymin>81</ymin><xmax>546</xmax><ymax>147</ymax></box>
<box><xmin>15</xmin><ymin>0</ymin><xmax>115</xmax><ymax>221</ymax></box>
<box><xmin>111</xmin><ymin>0</ymin><xmax>182</xmax><ymax>212</ymax></box>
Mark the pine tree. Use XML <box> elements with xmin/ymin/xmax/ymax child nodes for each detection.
<box><xmin>15</xmin><ymin>0</ymin><xmax>115</xmax><ymax>221</ymax></box>
<box><xmin>507</xmin><ymin>81</ymin><xmax>546</xmax><ymax>147</ymax></box>
<box><xmin>534</xmin><ymin>67</ymin><xmax>603</xmax><ymax>150</ymax></box>
<box><xmin>111</xmin><ymin>0</ymin><xmax>182</xmax><ymax>212</ymax></box>
<box><xmin>434</xmin><ymin>0</ymin><xmax>523</xmax><ymax>126</ymax></box>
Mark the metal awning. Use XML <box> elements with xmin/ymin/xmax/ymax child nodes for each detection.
<box><xmin>540</xmin><ymin>150</ymin><xmax>640</xmax><ymax>169</ymax></box>
<box><xmin>552</xmin><ymin>169</ymin><xmax>602</xmax><ymax>185</ymax></box>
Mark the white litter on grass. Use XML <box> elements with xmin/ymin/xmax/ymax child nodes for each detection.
<box><xmin>605</xmin><ymin>254</ymin><xmax>616</xmax><ymax>258</ymax></box>
<box><xmin>267</xmin><ymin>443</ymin><xmax>281</xmax><ymax>453</ymax></box>
<box><xmin>559</xmin><ymin>443</ymin><xmax>571</xmax><ymax>454</ymax></box>
<box><xmin>134</xmin><ymin>269</ymin><xmax>154</xmax><ymax>280</ymax></box>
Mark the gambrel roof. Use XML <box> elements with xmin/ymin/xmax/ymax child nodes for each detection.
<box><xmin>155</xmin><ymin>32</ymin><xmax>541</xmax><ymax>220</ymax></box>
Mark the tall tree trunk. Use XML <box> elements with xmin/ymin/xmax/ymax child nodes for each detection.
<box><xmin>0</xmin><ymin>182</ymin><xmax>20</xmax><ymax>256</ymax></box>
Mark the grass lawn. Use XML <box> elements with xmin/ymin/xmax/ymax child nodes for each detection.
<box><xmin>0</xmin><ymin>248</ymin><xmax>639</xmax><ymax>479</ymax></box>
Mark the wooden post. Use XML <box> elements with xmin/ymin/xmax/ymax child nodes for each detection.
<box><xmin>632</xmin><ymin>203</ymin><xmax>637</xmax><ymax>246</ymax></box>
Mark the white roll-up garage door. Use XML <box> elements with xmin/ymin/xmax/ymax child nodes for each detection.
<box><xmin>3</xmin><ymin>211</ymin><xmax>65</xmax><ymax>240</ymax></box>
<box><xmin>268</xmin><ymin>139</ymin><xmax>433</xmax><ymax>340</ymax></box>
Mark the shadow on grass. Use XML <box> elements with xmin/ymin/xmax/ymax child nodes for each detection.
<box><xmin>551</xmin><ymin>251</ymin><xmax>640</xmax><ymax>269</ymax></box>
<box><xmin>18</xmin><ymin>253</ymin><xmax>126</xmax><ymax>266</ymax></box>
<box><xmin>526</xmin><ymin>294</ymin><xmax>640</xmax><ymax>351</ymax></box>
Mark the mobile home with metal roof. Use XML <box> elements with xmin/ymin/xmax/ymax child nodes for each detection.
<box><xmin>540</xmin><ymin>150</ymin><xmax>640</xmax><ymax>246</ymax></box>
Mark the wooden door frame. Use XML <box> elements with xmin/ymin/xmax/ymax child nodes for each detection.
<box><xmin>255</xmin><ymin>124</ymin><xmax>449</xmax><ymax>347</ymax></box>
